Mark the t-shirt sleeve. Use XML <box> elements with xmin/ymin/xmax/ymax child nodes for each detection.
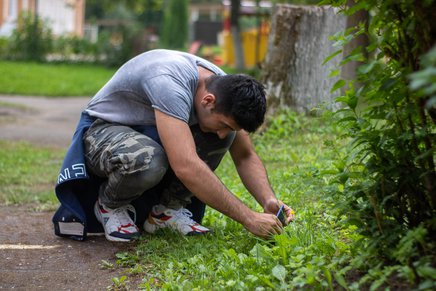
<box><xmin>141</xmin><ymin>74</ymin><xmax>192</xmax><ymax>123</ymax></box>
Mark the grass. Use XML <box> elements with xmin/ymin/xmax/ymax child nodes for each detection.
<box><xmin>0</xmin><ymin>60</ymin><xmax>116</xmax><ymax>96</ymax></box>
<box><xmin>0</xmin><ymin>60</ymin><xmax>258</xmax><ymax>97</ymax></box>
<box><xmin>106</xmin><ymin>111</ymin><xmax>357</xmax><ymax>290</ymax></box>
<box><xmin>0</xmin><ymin>141</ymin><xmax>65</xmax><ymax>209</ymax></box>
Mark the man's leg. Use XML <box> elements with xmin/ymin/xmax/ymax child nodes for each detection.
<box><xmin>84</xmin><ymin>119</ymin><xmax>168</xmax><ymax>241</ymax></box>
<box><xmin>144</xmin><ymin>124</ymin><xmax>236</xmax><ymax>235</ymax></box>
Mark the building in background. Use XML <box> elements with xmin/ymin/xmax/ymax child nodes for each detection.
<box><xmin>0</xmin><ymin>0</ymin><xmax>85</xmax><ymax>37</ymax></box>
<box><xmin>189</xmin><ymin>1</ymin><xmax>223</xmax><ymax>46</ymax></box>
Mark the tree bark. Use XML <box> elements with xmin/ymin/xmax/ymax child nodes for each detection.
<box><xmin>261</xmin><ymin>4</ymin><xmax>346</xmax><ymax>115</ymax></box>
<box><xmin>341</xmin><ymin>0</ymin><xmax>369</xmax><ymax>85</ymax></box>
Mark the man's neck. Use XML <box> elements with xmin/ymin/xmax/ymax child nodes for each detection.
<box><xmin>198</xmin><ymin>65</ymin><xmax>215</xmax><ymax>84</ymax></box>
<box><xmin>195</xmin><ymin>66</ymin><xmax>214</xmax><ymax>101</ymax></box>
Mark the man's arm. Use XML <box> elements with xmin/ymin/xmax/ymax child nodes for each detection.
<box><xmin>155</xmin><ymin>110</ymin><xmax>282</xmax><ymax>238</ymax></box>
<box><xmin>229</xmin><ymin>131</ymin><xmax>295</xmax><ymax>224</ymax></box>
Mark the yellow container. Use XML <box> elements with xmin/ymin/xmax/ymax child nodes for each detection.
<box><xmin>221</xmin><ymin>29</ymin><xmax>269</xmax><ymax>68</ymax></box>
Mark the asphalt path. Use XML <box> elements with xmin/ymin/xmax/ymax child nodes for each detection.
<box><xmin>0</xmin><ymin>95</ymin><xmax>90</xmax><ymax>148</ymax></box>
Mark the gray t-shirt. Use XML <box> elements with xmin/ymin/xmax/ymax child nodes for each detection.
<box><xmin>85</xmin><ymin>49</ymin><xmax>225</xmax><ymax>126</ymax></box>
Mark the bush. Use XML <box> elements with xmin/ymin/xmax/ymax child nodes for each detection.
<box><xmin>97</xmin><ymin>24</ymin><xmax>141</xmax><ymax>68</ymax></box>
<box><xmin>2</xmin><ymin>9</ymin><xmax>143</xmax><ymax>67</ymax></box>
<box><xmin>0</xmin><ymin>37</ymin><xmax>8</xmax><ymax>58</ymax></box>
<box><xmin>7</xmin><ymin>11</ymin><xmax>53</xmax><ymax>61</ymax></box>
<box><xmin>50</xmin><ymin>35</ymin><xmax>100</xmax><ymax>63</ymax></box>
<box><xmin>322</xmin><ymin>0</ymin><xmax>436</xmax><ymax>288</ymax></box>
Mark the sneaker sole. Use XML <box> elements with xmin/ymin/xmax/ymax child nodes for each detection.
<box><xmin>143</xmin><ymin>215</ymin><xmax>210</xmax><ymax>236</ymax></box>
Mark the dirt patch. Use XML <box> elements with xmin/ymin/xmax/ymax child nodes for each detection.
<box><xmin>0</xmin><ymin>95</ymin><xmax>138</xmax><ymax>290</ymax></box>
<box><xmin>0</xmin><ymin>205</ymin><xmax>132</xmax><ymax>290</ymax></box>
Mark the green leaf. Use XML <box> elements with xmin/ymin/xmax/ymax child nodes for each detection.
<box><xmin>338</xmin><ymin>116</ymin><xmax>357</xmax><ymax>123</ymax></box>
<box><xmin>331</xmin><ymin>79</ymin><xmax>346</xmax><ymax>93</ymax></box>
<box><xmin>323</xmin><ymin>267</ymin><xmax>334</xmax><ymax>291</ymax></box>
<box><xmin>336</xmin><ymin>96</ymin><xmax>349</xmax><ymax>103</ymax></box>
<box><xmin>348</xmin><ymin>95</ymin><xmax>358</xmax><ymax>110</ymax></box>
<box><xmin>426</xmin><ymin>96</ymin><xmax>436</xmax><ymax>108</ymax></box>
<box><xmin>250</xmin><ymin>243</ymin><xmax>271</xmax><ymax>261</ymax></box>
<box><xmin>358</xmin><ymin>61</ymin><xmax>376</xmax><ymax>75</ymax></box>
<box><xmin>272</xmin><ymin>264</ymin><xmax>287</xmax><ymax>282</ymax></box>
<box><xmin>345</xmin><ymin>1</ymin><xmax>369</xmax><ymax>16</ymax></box>
<box><xmin>409</xmin><ymin>68</ymin><xmax>436</xmax><ymax>90</ymax></box>
<box><xmin>323</xmin><ymin>49</ymin><xmax>343</xmax><ymax>65</ymax></box>
<box><xmin>329</xmin><ymin>68</ymin><xmax>341</xmax><ymax>78</ymax></box>
<box><xmin>333</xmin><ymin>272</ymin><xmax>348</xmax><ymax>289</ymax></box>
<box><xmin>423</xmin><ymin>83</ymin><xmax>436</xmax><ymax>95</ymax></box>
<box><xmin>380</xmin><ymin>78</ymin><xmax>397</xmax><ymax>90</ymax></box>
<box><xmin>417</xmin><ymin>265</ymin><xmax>436</xmax><ymax>279</ymax></box>
<box><xmin>419</xmin><ymin>280</ymin><xmax>436</xmax><ymax>290</ymax></box>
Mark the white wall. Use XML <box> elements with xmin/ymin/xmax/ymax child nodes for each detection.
<box><xmin>0</xmin><ymin>0</ymin><xmax>79</xmax><ymax>37</ymax></box>
<box><xmin>38</xmin><ymin>0</ymin><xmax>76</xmax><ymax>36</ymax></box>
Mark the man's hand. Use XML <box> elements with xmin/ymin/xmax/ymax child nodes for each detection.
<box><xmin>243</xmin><ymin>211</ymin><xmax>283</xmax><ymax>239</ymax></box>
<box><xmin>263</xmin><ymin>198</ymin><xmax>296</xmax><ymax>226</ymax></box>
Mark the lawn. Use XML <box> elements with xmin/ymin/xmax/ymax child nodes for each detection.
<box><xmin>0</xmin><ymin>61</ymin><xmax>116</xmax><ymax>96</ymax></box>
<box><xmin>0</xmin><ymin>61</ymin><xmax>253</xmax><ymax>97</ymax></box>
<box><xmin>0</xmin><ymin>141</ymin><xmax>64</xmax><ymax>209</ymax></box>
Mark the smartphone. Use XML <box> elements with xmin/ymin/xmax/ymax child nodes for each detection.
<box><xmin>276</xmin><ymin>205</ymin><xmax>286</xmax><ymax>225</ymax></box>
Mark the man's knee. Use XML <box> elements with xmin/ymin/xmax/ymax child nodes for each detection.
<box><xmin>133</xmin><ymin>146</ymin><xmax>168</xmax><ymax>188</ymax></box>
<box><xmin>114</xmin><ymin>138</ymin><xmax>167</xmax><ymax>175</ymax></box>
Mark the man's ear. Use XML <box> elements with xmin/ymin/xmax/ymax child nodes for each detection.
<box><xmin>201</xmin><ymin>93</ymin><xmax>216</xmax><ymax>107</ymax></box>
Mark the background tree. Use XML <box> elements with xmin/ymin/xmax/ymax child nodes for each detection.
<box><xmin>85</xmin><ymin>0</ymin><xmax>163</xmax><ymax>66</ymax></box>
<box><xmin>160</xmin><ymin>0</ymin><xmax>189</xmax><ymax>50</ymax></box>
<box><xmin>230</xmin><ymin>0</ymin><xmax>245</xmax><ymax>70</ymax></box>
<box><xmin>261</xmin><ymin>4</ymin><xmax>346</xmax><ymax>114</ymax></box>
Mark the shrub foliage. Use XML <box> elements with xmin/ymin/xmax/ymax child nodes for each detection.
<box><xmin>322</xmin><ymin>0</ymin><xmax>435</xmax><ymax>287</ymax></box>
<box><xmin>8</xmin><ymin>11</ymin><xmax>53</xmax><ymax>61</ymax></box>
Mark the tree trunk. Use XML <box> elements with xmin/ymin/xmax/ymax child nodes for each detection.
<box><xmin>341</xmin><ymin>0</ymin><xmax>369</xmax><ymax>85</ymax></box>
<box><xmin>261</xmin><ymin>4</ymin><xmax>346</xmax><ymax>115</ymax></box>
<box><xmin>230</xmin><ymin>0</ymin><xmax>245</xmax><ymax>70</ymax></box>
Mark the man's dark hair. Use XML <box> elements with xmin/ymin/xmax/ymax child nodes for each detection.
<box><xmin>205</xmin><ymin>74</ymin><xmax>266</xmax><ymax>133</ymax></box>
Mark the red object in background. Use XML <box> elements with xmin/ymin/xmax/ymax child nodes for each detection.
<box><xmin>189</xmin><ymin>41</ymin><xmax>203</xmax><ymax>55</ymax></box>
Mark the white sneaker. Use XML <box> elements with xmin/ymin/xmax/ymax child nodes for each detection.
<box><xmin>94</xmin><ymin>200</ymin><xmax>140</xmax><ymax>242</ymax></box>
<box><xmin>143</xmin><ymin>204</ymin><xmax>210</xmax><ymax>235</ymax></box>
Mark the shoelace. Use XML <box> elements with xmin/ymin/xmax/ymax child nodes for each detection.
<box><xmin>112</xmin><ymin>204</ymin><xmax>136</xmax><ymax>226</ymax></box>
<box><xmin>173</xmin><ymin>208</ymin><xmax>196</xmax><ymax>225</ymax></box>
